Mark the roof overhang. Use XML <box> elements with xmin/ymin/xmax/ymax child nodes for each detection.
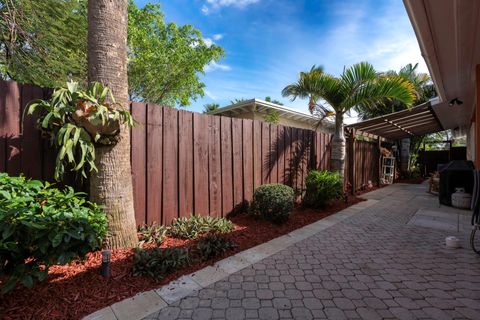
<box><xmin>403</xmin><ymin>0</ymin><xmax>480</xmax><ymax>130</ymax></box>
<box><xmin>207</xmin><ymin>98</ymin><xmax>324</xmax><ymax>126</ymax></box>
<box><xmin>346</xmin><ymin>101</ymin><xmax>444</xmax><ymax>140</ymax></box>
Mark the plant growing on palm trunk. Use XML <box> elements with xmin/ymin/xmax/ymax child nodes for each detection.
<box><xmin>282</xmin><ymin>62</ymin><xmax>416</xmax><ymax>180</ymax></box>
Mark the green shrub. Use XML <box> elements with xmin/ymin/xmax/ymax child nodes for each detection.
<box><xmin>138</xmin><ymin>223</ymin><xmax>167</xmax><ymax>246</ymax></box>
<box><xmin>132</xmin><ymin>247</ymin><xmax>190</xmax><ymax>279</ymax></box>
<box><xmin>197</xmin><ymin>235</ymin><xmax>236</xmax><ymax>260</ymax></box>
<box><xmin>250</xmin><ymin>184</ymin><xmax>294</xmax><ymax>223</ymax></box>
<box><xmin>0</xmin><ymin>173</ymin><xmax>107</xmax><ymax>293</ymax></box>
<box><xmin>303</xmin><ymin>170</ymin><xmax>343</xmax><ymax>208</ymax></box>
<box><xmin>168</xmin><ymin>215</ymin><xmax>234</xmax><ymax>240</ymax></box>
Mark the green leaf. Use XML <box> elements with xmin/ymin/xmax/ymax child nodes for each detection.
<box><xmin>2</xmin><ymin>226</ymin><xmax>14</xmax><ymax>239</ymax></box>
<box><xmin>51</xmin><ymin>233</ymin><xmax>63</xmax><ymax>247</ymax></box>
<box><xmin>20</xmin><ymin>275</ymin><xmax>34</xmax><ymax>288</ymax></box>
<box><xmin>41</xmin><ymin>113</ymin><xmax>54</xmax><ymax>129</ymax></box>
<box><xmin>1</xmin><ymin>278</ymin><xmax>18</xmax><ymax>294</ymax></box>
<box><xmin>67</xmin><ymin>81</ymin><xmax>78</xmax><ymax>94</ymax></box>
<box><xmin>0</xmin><ymin>190</ymin><xmax>12</xmax><ymax>200</ymax></box>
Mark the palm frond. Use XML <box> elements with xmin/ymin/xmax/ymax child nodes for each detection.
<box><xmin>344</xmin><ymin>75</ymin><xmax>416</xmax><ymax>111</ymax></box>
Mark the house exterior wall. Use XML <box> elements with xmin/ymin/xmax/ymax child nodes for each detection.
<box><xmin>476</xmin><ymin>65</ymin><xmax>480</xmax><ymax>168</ymax></box>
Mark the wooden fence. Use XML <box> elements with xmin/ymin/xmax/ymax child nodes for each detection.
<box><xmin>345</xmin><ymin>138</ymin><xmax>380</xmax><ymax>191</ymax></box>
<box><xmin>0</xmin><ymin>80</ymin><xmax>332</xmax><ymax>225</ymax></box>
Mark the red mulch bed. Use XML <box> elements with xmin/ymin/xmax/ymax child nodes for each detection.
<box><xmin>0</xmin><ymin>196</ymin><xmax>363</xmax><ymax>320</ymax></box>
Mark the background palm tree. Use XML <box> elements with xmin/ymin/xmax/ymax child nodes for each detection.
<box><xmin>203</xmin><ymin>103</ymin><xmax>220</xmax><ymax>113</ymax></box>
<box><xmin>355</xmin><ymin>63</ymin><xmax>437</xmax><ymax>176</ymax></box>
<box><xmin>356</xmin><ymin>63</ymin><xmax>435</xmax><ymax>120</ymax></box>
<box><xmin>282</xmin><ymin>62</ymin><xmax>416</xmax><ymax>180</ymax></box>
<box><xmin>87</xmin><ymin>0</ymin><xmax>138</xmax><ymax>248</ymax></box>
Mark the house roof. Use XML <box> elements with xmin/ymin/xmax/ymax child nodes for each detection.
<box><xmin>346</xmin><ymin>101</ymin><xmax>444</xmax><ymax>140</ymax></box>
<box><xmin>207</xmin><ymin>99</ymin><xmax>324</xmax><ymax>127</ymax></box>
<box><xmin>403</xmin><ymin>0</ymin><xmax>480</xmax><ymax>131</ymax></box>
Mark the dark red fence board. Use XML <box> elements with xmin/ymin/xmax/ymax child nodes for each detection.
<box><xmin>261</xmin><ymin>122</ymin><xmax>270</xmax><ymax>184</ymax></box>
<box><xmin>193</xmin><ymin>112</ymin><xmax>209</xmax><ymax>215</ymax></box>
<box><xmin>232</xmin><ymin>118</ymin><xmax>244</xmax><ymax>210</ymax></box>
<box><xmin>162</xmin><ymin>107</ymin><xmax>179</xmax><ymax>224</ymax></box>
<box><xmin>242</xmin><ymin>119</ymin><xmax>254</xmax><ymax>202</ymax></box>
<box><xmin>131</xmin><ymin>102</ymin><xmax>147</xmax><ymax>225</ymax></box>
<box><xmin>179</xmin><ymin>111</ymin><xmax>194</xmax><ymax>218</ymax></box>
<box><xmin>220</xmin><ymin>116</ymin><xmax>234</xmax><ymax>216</ymax></box>
<box><xmin>146</xmin><ymin>104</ymin><xmax>162</xmax><ymax>224</ymax></box>
<box><xmin>252</xmin><ymin>120</ymin><xmax>262</xmax><ymax>190</ymax></box>
<box><xmin>208</xmin><ymin>115</ymin><xmax>222</xmax><ymax>217</ymax></box>
<box><xmin>20</xmin><ymin>85</ymin><xmax>43</xmax><ymax>179</ymax></box>
<box><xmin>5</xmin><ymin>82</ymin><xmax>21</xmax><ymax>176</ymax></box>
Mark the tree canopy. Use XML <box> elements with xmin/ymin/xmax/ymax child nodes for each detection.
<box><xmin>0</xmin><ymin>0</ymin><xmax>224</xmax><ymax>107</ymax></box>
<box><xmin>127</xmin><ymin>1</ymin><xmax>224</xmax><ymax>106</ymax></box>
<box><xmin>0</xmin><ymin>0</ymin><xmax>87</xmax><ymax>87</ymax></box>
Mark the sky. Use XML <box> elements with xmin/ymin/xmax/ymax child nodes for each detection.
<box><xmin>135</xmin><ymin>0</ymin><xmax>428</xmax><ymax>124</ymax></box>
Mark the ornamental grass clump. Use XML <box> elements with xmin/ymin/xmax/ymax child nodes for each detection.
<box><xmin>132</xmin><ymin>247</ymin><xmax>191</xmax><ymax>280</ymax></box>
<box><xmin>250</xmin><ymin>184</ymin><xmax>294</xmax><ymax>224</ymax></box>
<box><xmin>168</xmin><ymin>215</ymin><xmax>234</xmax><ymax>240</ymax></box>
<box><xmin>303</xmin><ymin>170</ymin><xmax>343</xmax><ymax>208</ymax></box>
<box><xmin>196</xmin><ymin>234</ymin><xmax>236</xmax><ymax>260</ymax></box>
<box><xmin>0</xmin><ymin>173</ymin><xmax>107</xmax><ymax>293</ymax></box>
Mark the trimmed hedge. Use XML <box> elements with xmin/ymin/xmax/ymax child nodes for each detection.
<box><xmin>303</xmin><ymin>170</ymin><xmax>343</xmax><ymax>208</ymax></box>
<box><xmin>0</xmin><ymin>173</ymin><xmax>107</xmax><ymax>293</ymax></box>
<box><xmin>250</xmin><ymin>184</ymin><xmax>294</xmax><ymax>223</ymax></box>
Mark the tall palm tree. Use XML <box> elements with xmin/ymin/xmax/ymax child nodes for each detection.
<box><xmin>87</xmin><ymin>0</ymin><xmax>138</xmax><ymax>248</ymax></box>
<box><xmin>356</xmin><ymin>63</ymin><xmax>435</xmax><ymax>120</ymax></box>
<box><xmin>282</xmin><ymin>62</ymin><xmax>416</xmax><ymax>179</ymax></box>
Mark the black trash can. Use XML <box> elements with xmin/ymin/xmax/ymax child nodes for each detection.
<box><xmin>439</xmin><ymin>160</ymin><xmax>474</xmax><ymax>206</ymax></box>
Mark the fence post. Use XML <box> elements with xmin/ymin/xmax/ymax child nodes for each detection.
<box><xmin>377</xmin><ymin>137</ymin><xmax>382</xmax><ymax>187</ymax></box>
<box><xmin>348</xmin><ymin>129</ymin><xmax>356</xmax><ymax>195</ymax></box>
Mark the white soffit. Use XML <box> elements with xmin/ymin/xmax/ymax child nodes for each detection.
<box><xmin>403</xmin><ymin>0</ymin><xmax>480</xmax><ymax>130</ymax></box>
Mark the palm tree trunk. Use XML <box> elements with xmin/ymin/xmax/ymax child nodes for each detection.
<box><xmin>87</xmin><ymin>0</ymin><xmax>138</xmax><ymax>248</ymax></box>
<box><xmin>331</xmin><ymin>112</ymin><xmax>346</xmax><ymax>179</ymax></box>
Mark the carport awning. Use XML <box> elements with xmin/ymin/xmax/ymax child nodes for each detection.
<box><xmin>346</xmin><ymin>102</ymin><xmax>444</xmax><ymax>140</ymax></box>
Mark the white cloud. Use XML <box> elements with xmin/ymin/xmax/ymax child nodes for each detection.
<box><xmin>212</xmin><ymin>34</ymin><xmax>224</xmax><ymax>41</ymax></box>
<box><xmin>201</xmin><ymin>0</ymin><xmax>259</xmax><ymax>14</ymax></box>
<box><xmin>207</xmin><ymin>0</ymin><xmax>260</xmax><ymax>8</ymax></box>
<box><xmin>203</xmin><ymin>38</ymin><xmax>214</xmax><ymax>47</ymax></box>
<box><xmin>202</xmin><ymin>34</ymin><xmax>224</xmax><ymax>47</ymax></box>
<box><xmin>204</xmin><ymin>61</ymin><xmax>232</xmax><ymax>72</ymax></box>
<box><xmin>204</xmin><ymin>90</ymin><xmax>218</xmax><ymax>100</ymax></box>
<box><xmin>201</xmin><ymin>5</ymin><xmax>209</xmax><ymax>15</ymax></box>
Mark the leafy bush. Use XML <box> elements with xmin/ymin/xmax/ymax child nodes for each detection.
<box><xmin>197</xmin><ymin>235</ymin><xmax>236</xmax><ymax>260</ymax></box>
<box><xmin>168</xmin><ymin>215</ymin><xmax>234</xmax><ymax>240</ymax></box>
<box><xmin>409</xmin><ymin>167</ymin><xmax>422</xmax><ymax>179</ymax></box>
<box><xmin>303</xmin><ymin>170</ymin><xmax>343</xmax><ymax>208</ymax></box>
<box><xmin>0</xmin><ymin>173</ymin><xmax>107</xmax><ymax>293</ymax></box>
<box><xmin>138</xmin><ymin>223</ymin><xmax>167</xmax><ymax>246</ymax></box>
<box><xmin>250</xmin><ymin>184</ymin><xmax>294</xmax><ymax>223</ymax></box>
<box><xmin>132</xmin><ymin>247</ymin><xmax>190</xmax><ymax>280</ymax></box>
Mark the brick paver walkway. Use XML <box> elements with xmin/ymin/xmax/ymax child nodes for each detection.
<box><xmin>144</xmin><ymin>183</ymin><xmax>480</xmax><ymax>320</ymax></box>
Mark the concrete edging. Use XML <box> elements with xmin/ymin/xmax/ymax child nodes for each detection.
<box><xmin>83</xmin><ymin>199</ymin><xmax>379</xmax><ymax>320</ymax></box>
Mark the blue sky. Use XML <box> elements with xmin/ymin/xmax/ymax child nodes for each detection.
<box><xmin>135</xmin><ymin>0</ymin><xmax>427</xmax><ymax>123</ymax></box>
